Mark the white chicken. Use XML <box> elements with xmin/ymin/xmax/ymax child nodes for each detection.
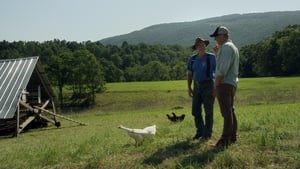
<box><xmin>118</xmin><ymin>125</ymin><xmax>156</xmax><ymax>145</ymax></box>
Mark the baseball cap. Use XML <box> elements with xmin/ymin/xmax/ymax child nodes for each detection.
<box><xmin>192</xmin><ymin>37</ymin><xmax>209</xmax><ymax>50</ymax></box>
<box><xmin>210</xmin><ymin>26</ymin><xmax>229</xmax><ymax>37</ymax></box>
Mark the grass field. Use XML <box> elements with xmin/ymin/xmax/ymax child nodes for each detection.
<box><xmin>0</xmin><ymin>77</ymin><xmax>300</xmax><ymax>169</ymax></box>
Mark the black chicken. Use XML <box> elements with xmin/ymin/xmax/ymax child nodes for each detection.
<box><xmin>166</xmin><ymin>112</ymin><xmax>185</xmax><ymax>122</ymax></box>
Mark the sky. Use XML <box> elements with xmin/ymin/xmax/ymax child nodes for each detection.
<box><xmin>0</xmin><ymin>0</ymin><xmax>299</xmax><ymax>42</ymax></box>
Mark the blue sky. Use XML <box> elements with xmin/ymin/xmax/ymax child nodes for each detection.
<box><xmin>0</xmin><ymin>0</ymin><xmax>299</xmax><ymax>42</ymax></box>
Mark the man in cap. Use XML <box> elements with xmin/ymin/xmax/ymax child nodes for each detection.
<box><xmin>187</xmin><ymin>37</ymin><xmax>216</xmax><ymax>140</ymax></box>
<box><xmin>210</xmin><ymin>26</ymin><xmax>239</xmax><ymax>147</ymax></box>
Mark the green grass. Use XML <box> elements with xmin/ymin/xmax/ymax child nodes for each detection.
<box><xmin>0</xmin><ymin>77</ymin><xmax>300</xmax><ymax>169</ymax></box>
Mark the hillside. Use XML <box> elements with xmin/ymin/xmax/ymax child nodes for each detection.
<box><xmin>99</xmin><ymin>11</ymin><xmax>300</xmax><ymax>48</ymax></box>
<box><xmin>1</xmin><ymin>78</ymin><xmax>300</xmax><ymax>168</ymax></box>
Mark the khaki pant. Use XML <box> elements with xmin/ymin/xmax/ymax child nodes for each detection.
<box><xmin>216</xmin><ymin>84</ymin><xmax>237</xmax><ymax>141</ymax></box>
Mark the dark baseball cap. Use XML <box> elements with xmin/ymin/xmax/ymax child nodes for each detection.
<box><xmin>210</xmin><ymin>26</ymin><xmax>229</xmax><ymax>37</ymax></box>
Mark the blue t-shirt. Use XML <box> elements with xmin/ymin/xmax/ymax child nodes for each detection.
<box><xmin>187</xmin><ymin>53</ymin><xmax>216</xmax><ymax>81</ymax></box>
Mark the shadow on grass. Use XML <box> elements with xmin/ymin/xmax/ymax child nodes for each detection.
<box><xmin>179</xmin><ymin>148</ymin><xmax>221</xmax><ymax>168</ymax></box>
<box><xmin>0</xmin><ymin>124</ymin><xmax>85</xmax><ymax>139</ymax></box>
<box><xmin>143</xmin><ymin>139</ymin><xmax>223</xmax><ymax>167</ymax></box>
<box><xmin>143</xmin><ymin>140</ymin><xmax>197</xmax><ymax>165</ymax></box>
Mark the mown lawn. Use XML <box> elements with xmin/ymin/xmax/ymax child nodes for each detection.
<box><xmin>0</xmin><ymin>77</ymin><xmax>299</xmax><ymax>169</ymax></box>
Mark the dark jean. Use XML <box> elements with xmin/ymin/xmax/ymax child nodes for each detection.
<box><xmin>191</xmin><ymin>80</ymin><xmax>215</xmax><ymax>137</ymax></box>
<box><xmin>216</xmin><ymin>84</ymin><xmax>238</xmax><ymax>141</ymax></box>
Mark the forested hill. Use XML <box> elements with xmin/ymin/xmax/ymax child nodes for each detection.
<box><xmin>99</xmin><ymin>11</ymin><xmax>300</xmax><ymax>48</ymax></box>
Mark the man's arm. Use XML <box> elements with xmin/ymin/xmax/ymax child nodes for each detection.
<box><xmin>187</xmin><ymin>71</ymin><xmax>193</xmax><ymax>97</ymax></box>
<box><xmin>215</xmin><ymin>45</ymin><xmax>233</xmax><ymax>87</ymax></box>
<box><xmin>215</xmin><ymin>45</ymin><xmax>233</xmax><ymax>78</ymax></box>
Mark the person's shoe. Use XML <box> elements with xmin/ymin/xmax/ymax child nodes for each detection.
<box><xmin>192</xmin><ymin>133</ymin><xmax>202</xmax><ymax>140</ymax></box>
<box><xmin>230</xmin><ymin>137</ymin><xmax>237</xmax><ymax>144</ymax></box>
<box><xmin>211</xmin><ymin>139</ymin><xmax>229</xmax><ymax>149</ymax></box>
<box><xmin>202</xmin><ymin>135</ymin><xmax>211</xmax><ymax>140</ymax></box>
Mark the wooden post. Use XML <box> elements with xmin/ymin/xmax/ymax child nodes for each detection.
<box><xmin>38</xmin><ymin>85</ymin><xmax>41</xmax><ymax>104</ymax></box>
<box><xmin>51</xmin><ymin>99</ymin><xmax>58</xmax><ymax>123</ymax></box>
<box><xmin>15</xmin><ymin>103</ymin><xmax>20</xmax><ymax>137</ymax></box>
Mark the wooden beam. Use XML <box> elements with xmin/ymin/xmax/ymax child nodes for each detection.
<box><xmin>19</xmin><ymin>100</ymin><xmax>56</xmax><ymax>125</ymax></box>
<box><xmin>33</xmin><ymin>106</ymin><xmax>87</xmax><ymax>126</ymax></box>
<box><xmin>51</xmin><ymin>99</ymin><xmax>58</xmax><ymax>123</ymax></box>
<box><xmin>41</xmin><ymin>99</ymin><xmax>50</xmax><ymax>109</ymax></box>
<box><xmin>36</xmin><ymin>99</ymin><xmax>57</xmax><ymax>125</ymax></box>
<box><xmin>38</xmin><ymin>85</ymin><xmax>41</xmax><ymax>104</ymax></box>
<box><xmin>38</xmin><ymin>114</ymin><xmax>56</xmax><ymax>124</ymax></box>
<box><xmin>18</xmin><ymin>116</ymin><xmax>36</xmax><ymax>133</ymax></box>
<box><xmin>19</xmin><ymin>101</ymin><xmax>34</xmax><ymax>111</ymax></box>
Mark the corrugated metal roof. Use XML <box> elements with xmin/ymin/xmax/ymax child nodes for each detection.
<box><xmin>0</xmin><ymin>57</ymin><xmax>38</xmax><ymax>119</ymax></box>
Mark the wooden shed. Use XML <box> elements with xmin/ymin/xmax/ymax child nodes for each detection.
<box><xmin>0</xmin><ymin>56</ymin><xmax>60</xmax><ymax>136</ymax></box>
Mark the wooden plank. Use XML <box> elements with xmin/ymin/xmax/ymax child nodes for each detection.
<box><xmin>19</xmin><ymin>100</ymin><xmax>56</xmax><ymax>125</ymax></box>
<box><xmin>33</xmin><ymin>106</ymin><xmax>88</xmax><ymax>126</ymax></box>
<box><xmin>37</xmin><ymin>100</ymin><xmax>58</xmax><ymax>125</ymax></box>
<box><xmin>41</xmin><ymin>99</ymin><xmax>50</xmax><ymax>109</ymax></box>
<box><xmin>37</xmin><ymin>114</ymin><xmax>56</xmax><ymax>125</ymax></box>
<box><xmin>18</xmin><ymin>116</ymin><xmax>36</xmax><ymax>133</ymax></box>
<box><xmin>38</xmin><ymin>85</ymin><xmax>41</xmax><ymax>104</ymax></box>
<box><xmin>19</xmin><ymin>101</ymin><xmax>34</xmax><ymax>111</ymax></box>
<box><xmin>51</xmin><ymin>99</ymin><xmax>58</xmax><ymax>123</ymax></box>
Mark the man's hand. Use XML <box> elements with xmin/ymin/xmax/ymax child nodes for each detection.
<box><xmin>213</xmin><ymin>44</ymin><xmax>220</xmax><ymax>56</ymax></box>
<box><xmin>215</xmin><ymin>75</ymin><xmax>223</xmax><ymax>88</ymax></box>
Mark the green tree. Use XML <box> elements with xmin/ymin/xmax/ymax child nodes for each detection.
<box><xmin>71</xmin><ymin>50</ymin><xmax>105</xmax><ymax>105</ymax></box>
<box><xmin>240</xmin><ymin>44</ymin><xmax>259</xmax><ymax>77</ymax></box>
<box><xmin>170</xmin><ymin>61</ymin><xmax>186</xmax><ymax>80</ymax></box>
<box><xmin>274</xmin><ymin>25</ymin><xmax>300</xmax><ymax>75</ymax></box>
<box><xmin>84</xmin><ymin>55</ymin><xmax>105</xmax><ymax>104</ymax></box>
<box><xmin>124</xmin><ymin>64</ymin><xmax>144</xmax><ymax>81</ymax></box>
<box><xmin>100</xmin><ymin>58</ymin><xmax>124</xmax><ymax>82</ymax></box>
<box><xmin>46</xmin><ymin>52</ymin><xmax>73</xmax><ymax>107</ymax></box>
<box><xmin>240</xmin><ymin>25</ymin><xmax>300</xmax><ymax>77</ymax></box>
<box><xmin>143</xmin><ymin>61</ymin><xmax>170</xmax><ymax>81</ymax></box>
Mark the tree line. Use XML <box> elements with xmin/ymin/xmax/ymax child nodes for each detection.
<box><xmin>0</xmin><ymin>40</ymin><xmax>190</xmax><ymax>107</ymax></box>
<box><xmin>0</xmin><ymin>25</ymin><xmax>299</xmax><ymax>107</ymax></box>
<box><xmin>239</xmin><ymin>25</ymin><xmax>300</xmax><ymax>77</ymax></box>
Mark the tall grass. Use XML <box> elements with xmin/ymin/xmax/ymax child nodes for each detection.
<box><xmin>0</xmin><ymin>77</ymin><xmax>299</xmax><ymax>169</ymax></box>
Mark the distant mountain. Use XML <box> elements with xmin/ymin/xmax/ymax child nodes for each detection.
<box><xmin>99</xmin><ymin>11</ymin><xmax>300</xmax><ymax>48</ymax></box>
